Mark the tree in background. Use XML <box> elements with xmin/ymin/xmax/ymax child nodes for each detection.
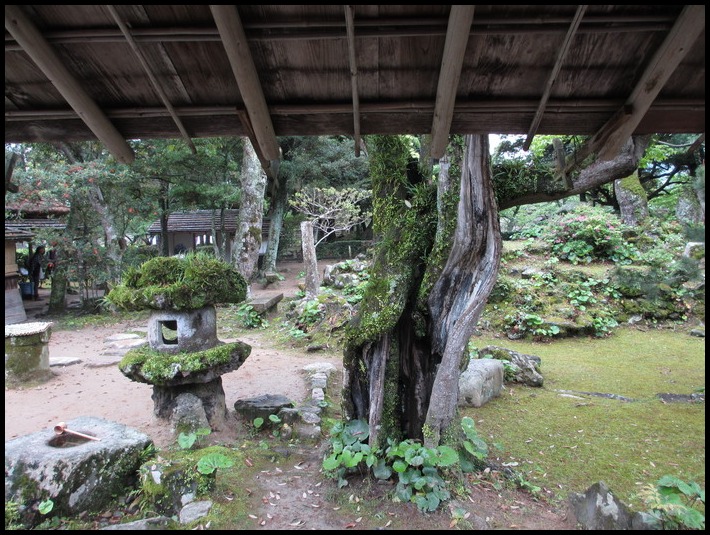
<box><xmin>290</xmin><ymin>186</ymin><xmax>371</xmax><ymax>297</ymax></box>
<box><xmin>130</xmin><ymin>137</ymin><xmax>243</xmax><ymax>259</ymax></box>
<box><xmin>262</xmin><ymin>136</ymin><xmax>370</xmax><ymax>274</ymax></box>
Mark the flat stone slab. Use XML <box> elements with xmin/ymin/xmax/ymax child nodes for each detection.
<box><xmin>50</xmin><ymin>357</ymin><xmax>82</xmax><ymax>367</ymax></box>
<box><xmin>248</xmin><ymin>293</ymin><xmax>283</xmax><ymax>313</ymax></box>
<box><xmin>104</xmin><ymin>338</ymin><xmax>147</xmax><ymax>350</ymax></box>
<box><xmin>234</xmin><ymin>394</ymin><xmax>294</xmax><ymax>421</ymax></box>
<box><xmin>86</xmin><ymin>354</ymin><xmax>125</xmax><ymax>368</ymax></box>
<box><xmin>104</xmin><ymin>333</ymin><xmax>144</xmax><ymax>342</ymax></box>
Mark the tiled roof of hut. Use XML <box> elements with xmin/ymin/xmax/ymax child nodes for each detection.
<box><xmin>148</xmin><ymin>210</ymin><xmax>270</xmax><ymax>236</ymax></box>
<box><xmin>5</xmin><ymin>199</ymin><xmax>70</xmax><ymax>217</ymax></box>
<box><xmin>5</xmin><ymin>228</ymin><xmax>34</xmax><ymax>241</ymax></box>
<box><xmin>5</xmin><ymin>219</ymin><xmax>67</xmax><ymax>233</ymax></box>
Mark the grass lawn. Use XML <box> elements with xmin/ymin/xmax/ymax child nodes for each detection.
<box><xmin>466</xmin><ymin>325</ymin><xmax>705</xmax><ymax>512</ymax></box>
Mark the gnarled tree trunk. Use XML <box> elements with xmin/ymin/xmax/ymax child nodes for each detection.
<box><xmin>343</xmin><ymin>133</ymin><xmax>650</xmax><ymax>448</ymax></box>
<box><xmin>423</xmin><ymin>135</ymin><xmax>501</xmax><ymax>446</ymax></box>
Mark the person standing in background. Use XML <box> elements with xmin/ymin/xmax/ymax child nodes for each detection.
<box><xmin>28</xmin><ymin>245</ymin><xmax>46</xmax><ymax>300</ymax></box>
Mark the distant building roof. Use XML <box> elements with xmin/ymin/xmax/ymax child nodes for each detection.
<box><xmin>148</xmin><ymin>210</ymin><xmax>269</xmax><ymax>237</ymax></box>
<box><xmin>4</xmin><ymin>219</ymin><xmax>67</xmax><ymax>233</ymax></box>
<box><xmin>5</xmin><ymin>199</ymin><xmax>70</xmax><ymax>217</ymax></box>
<box><xmin>5</xmin><ymin>228</ymin><xmax>34</xmax><ymax>241</ymax></box>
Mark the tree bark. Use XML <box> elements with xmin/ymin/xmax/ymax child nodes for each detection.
<box><xmin>262</xmin><ymin>180</ymin><xmax>287</xmax><ymax>274</ymax></box>
<box><xmin>234</xmin><ymin>138</ymin><xmax>267</xmax><ymax>285</ymax></box>
<box><xmin>86</xmin><ymin>182</ymin><xmax>123</xmax><ymax>282</ymax></box>
<box><xmin>158</xmin><ymin>180</ymin><xmax>170</xmax><ymax>256</ymax></box>
<box><xmin>424</xmin><ymin>135</ymin><xmax>501</xmax><ymax>447</ymax></box>
<box><xmin>614</xmin><ymin>172</ymin><xmax>649</xmax><ymax>226</ymax></box>
<box><xmin>498</xmin><ymin>136</ymin><xmax>650</xmax><ymax>210</ymax></box>
<box><xmin>301</xmin><ymin>220</ymin><xmax>320</xmax><ymax>299</ymax></box>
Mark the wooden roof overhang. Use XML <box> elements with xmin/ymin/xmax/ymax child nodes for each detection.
<box><xmin>5</xmin><ymin>5</ymin><xmax>705</xmax><ymax>174</ymax></box>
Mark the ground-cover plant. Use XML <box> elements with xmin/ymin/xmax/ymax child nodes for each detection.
<box><xmin>637</xmin><ymin>475</ymin><xmax>705</xmax><ymax>530</ymax></box>
<box><xmin>235</xmin><ymin>303</ymin><xmax>269</xmax><ymax>329</ymax></box>
<box><xmin>322</xmin><ymin>416</ymin><xmax>490</xmax><ymax>513</ymax></box>
<box><xmin>177</xmin><ymin>427</ymin><xmax>212</xmax><ymax>450</ymax></box>
<box><xmin>468</xmin><ymin>326</ymin><xmax>705</xmax><ymax>512</ymax></box>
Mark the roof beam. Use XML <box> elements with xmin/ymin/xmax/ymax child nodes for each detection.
<box><xmin>430</xmin><ymin>5</ymin><xmax>475</xmax><ymax>159</ymax></box>
<box><xmin>523</xmin><ymin>5</ymin><xmax>587</xmax><ymax>151</ymax></box>
<box><xmin>4</xmin><ymin>15</ymin><xmax>679</xmax><ymax>51</ymax></box>
<box><xmin>344</xmin><ymin>5</ymin><xmax>361</xmax><ymax>157</ymax></box>
<box><xmin>209</xmin><ymin>5</ymin><xmax>281</xmax><ymax>169</ymax></box>
<box><xmin>592</xmin><ymin>4</ymin><xmax>705</xmax><ymax>161</ymax></box>
<box><xmin>106</xmin><ymin>5</ymin><xmax>197</xmax><ymax>155</ymax></box>
<box><xmin>4</xmin><ymin>5</ymin><xmax>135</xmax><ymax>164</ymax></box>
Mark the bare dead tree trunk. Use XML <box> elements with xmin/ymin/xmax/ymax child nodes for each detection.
<box><xmin>263</xmin><ymin>178</ymin><xmax>287</xmax><ymax>274</ymax></box>
<box><xmin>234</xmin><ymin>138</ymin><xmax>267</xmax><ymax>285</ymax></box>
<box><xmin>301</xmin><ymin>220</ymin><xmax>320</xmax><ymax>299</ymax></box>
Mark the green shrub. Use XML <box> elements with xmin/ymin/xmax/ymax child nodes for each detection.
<box><xmin>545</xmin><ymin>205</ymin><xmax>637</xmax><ymax>264</ymax></box>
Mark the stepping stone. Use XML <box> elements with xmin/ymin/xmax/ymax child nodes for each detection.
<box><xmin>104</xmin><ymin>333</ymin><xmax>143</xmax><ymax>342</ymax></box>
<box><xmin>50</xmin><ymin>357</ymin><xmax>82</xmax><ymax>367</ymax></box>
<box><xmin>104</xmin><ymin>338</ymin><xmax>146</xmax><ymax>350</ymax></box>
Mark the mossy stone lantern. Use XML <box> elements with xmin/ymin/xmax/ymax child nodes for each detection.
<box><xmin>105</xmin><ymin>254</ymin><xmax>250</xmax><ymax>431</ymax></box>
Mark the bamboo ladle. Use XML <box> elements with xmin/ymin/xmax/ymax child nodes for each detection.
<box><xmin>53</xmin><ymin>422</ymin><xmax>101</xmax><ymax>441</ymax></box>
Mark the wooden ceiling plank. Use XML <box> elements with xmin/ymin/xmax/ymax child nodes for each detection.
<box><xmin>106</xmin><ymin>5</ymin><xmax>197</xmax><ymax>154</ymax></box>
<box><xmin>209</xmin><ymin>5</ymin><xmax>281</xmax><ymax>167</ymax></box>
<box><xmin>430</xmin><ymin>5</ymin><xmax>475</xmax><ymax>159</ymax></box>
<box><xmin>4</xmin><ymin>5</ymin><xmax>135</xmax><ymax>164</ymax></box>
<box><xmin>344</xmin><ymin>5</ymin><xmax>361</xmax><ymax>157</ymax></box>
<box><xmin>594</xmin><ymin>5</ymin><xmax>705</xmax><ymax>161</ymax></box>
<box><xmin>523</xmin><ymin>5</ymin><xmax>587</xmax><ymax>151</ymax></box>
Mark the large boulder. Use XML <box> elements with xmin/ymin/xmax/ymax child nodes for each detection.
<box><xmin>458</xmin><ymin>359</ymin><xmax>504</xmax><ymax>407</ymax></box>
<box><xmin>477</xmin><ymin>345</ymin><xmax>544</xmax><ymax>387</ymax></box>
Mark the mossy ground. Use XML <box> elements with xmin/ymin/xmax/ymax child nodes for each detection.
<box><xmin>468</xmin><ymin>325</ymin><xmax>705</xmax><ymax>512</ymax></box>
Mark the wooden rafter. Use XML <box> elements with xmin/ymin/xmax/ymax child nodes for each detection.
<box><xmin>430</xmin><ymin>5</ymin><xmax>475</xmax><ymax>159</ymax></box>
<box><xmin>106</xmin><ymin>5</ymin><xmax>196</xmax><ymax>155</ymax></box>
<box><xmin>209</xmin><ymin>5</ymin><xmax>281</xmax><ymax>170</ymax></box>
<box><xmin>344</xmin><ymin>5</ymin><xmax>361</xmax><ymax>157</ymax></box>
<box><xmin>592</xmin><ymin>4</ymin><xmax>705</xmax><ymax>161</ymax></box>
<box><xmin>4</xmin><ymin>5</ymin><xmax>135</xmax><ymax>164</ymax></box>
<box><xmin>523</xmin><ymin>5</ymin><xmax>587</xmax><ymax>151</ymax></box>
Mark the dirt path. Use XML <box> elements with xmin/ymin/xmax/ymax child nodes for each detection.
<box><xmin>4</xmin><ymin>260</ymin><xmax>338</xmax><ymax>448</ymax></box>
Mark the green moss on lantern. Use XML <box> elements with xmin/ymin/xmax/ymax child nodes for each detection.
<box><xmin>105</xmin><ymin>253</ymin><xmax>247</xmax><ymax>311</ymax></box>
<box><xmin>119</xmin><ymin>341</ymin><xmax>249</xmax><ymax>384</ymax></box>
